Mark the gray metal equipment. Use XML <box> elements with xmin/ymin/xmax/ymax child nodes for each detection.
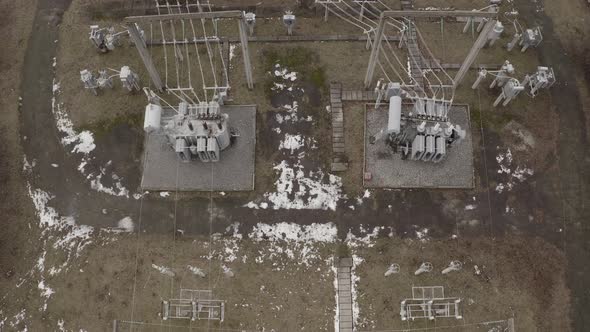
<box><xmin>520</xmin><ymin>27</ymin><xmax>542</xmax><ymax>52</ymax></box>
<box><xmin>283</xmin><ymin>11</ymin><xmax>296</xmax><ymax>36</ymax></box>
<box><xmin>89</xmin><ymin>25</ymin><xmax>129</xmax><ymax>52</ymax></box>
<box><xmin>80</xmin><ymin>69</ymin><xmax>98</xmax><ymax>95</ymax></box>
<box><xmin>370</xmin><ymin>83</ymin><xmax>465</xmax><ymax>164</ymax></box>
<box><xmin>522</xmin><ymin>66</ymin><xmax>555</xmax><ymax>97</ymax></box>
<box><xmin>142</xmin><ymin>89</ymin><xmax>233</xmax><ymax>163</ymax></box>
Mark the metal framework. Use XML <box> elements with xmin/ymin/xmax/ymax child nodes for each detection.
<box><xmin>124</xmin><ymin>4</ymin><xmax>254</xmax><ymax>99</ymax></box>
<box><xmin>400</xmin><ymin>286</ymin><xmax>463</xmax><ymax>321</ymax></box>
<box><xmin>162</xmin><ymin>289</ymin><xmax>225</xmax><ymax>321</ymax></box>
<box><xmin>364</xmin><ymin>8</ymin><xmax>499</xmax><ymax>89</ymax></box>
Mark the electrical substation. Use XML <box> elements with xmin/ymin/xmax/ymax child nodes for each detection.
<box><xmin>67</xmin><ymin>0</ymin><xmax>559</xmax><ymax>330</ymax></box>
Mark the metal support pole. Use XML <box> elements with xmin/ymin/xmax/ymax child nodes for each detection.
<box><xmin>359</xmin><ymin>2</ymin><xmax>365</xmax><ymax>21</ymax></box>
<box><xmin>463</xmin><ymin>18</ymin><xmax>472</xmax><ymax>33</ymax></box>
<box><xmin>127</xmin><ymin>23</ymin><xmax>164</xmax><ymax>92</ymax></box>
<box><xmin>472</xmin><ymin>69</ymin><xmax>486</xmax><ymax>89</ymax></box>
<box><xmin>364</xmin><ymin>14</ymin><xmax>386</xmax><ymax>88</ymax></box>
<box><xmin>238</xmin><ymin>19</ymin><xmax>254</xmax><ymax>90</ymax></box>
<box><xmin>324</xmin><ymin>4</ymin><xmax>329</xmax><ymax>22</ymax></box>
<box><xmin>506</xmin><ymin>33</ymin><xmax>520</xmax><ymax>51</ymax></box>
<box><xmin>493</xmin><ymin>91</ymin><xmax>504</xmax><ymax>107</ymax></box>
<box><xmin>453</xmin><ymin>18</ymin><xmax>497</xmax><ymax>88</ymax></box>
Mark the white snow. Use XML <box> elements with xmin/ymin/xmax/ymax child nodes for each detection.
<box><xmin>415</xmin><ymin>228</ymin><xmax>430</xmax><ymax>242</ymax></box>
<box><xmin>51</xmin><ymin>80</ymin><xmax>130</xmax><ymax>197</ymax></box>
<box><xmin>117</xmin><ymin>217</ymin><xmax>134</xmax><ymax>232</ymax></box>
<box><xmin>249</xmin><ymin>222</ymin><xmax>338</xmax><ymax>243</ymax></box>
<box><xmin>464</xmin><ymin>204</ymin><xmax>476</xmax><ymax>210</ymax></box>
<box><xmin>160</xmin><ymin>191</ymin><xmax>170</xmax><ymax>197</ymax></box>
<box><xmin>279</xmin><ymin>134</ymin><xmax>304</xmax><ymax>154</ymax></box>
<box><xmin>246</xmin><ymin>161</ymin><xmax>344</xmax><ymax>211</ymax></box>
<box><xmin>350</xmin><ymin>255</ymin><xmax>364</xmax><ymax>325</ymax></box>
<box><xmin>229</xmin><ymin>44</ymin><xmax>236</xmax><ymax>62</ymax></box>
<box><xmin>495</xmin><ymin>147</ymin><xmax>533</xmax><ymax>193</ymax></box>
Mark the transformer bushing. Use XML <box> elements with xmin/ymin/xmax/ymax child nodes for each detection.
<box><xmin>283</xmin><ymin>11</ymin><xmax>296</xmax><ymax>36</ymax></box>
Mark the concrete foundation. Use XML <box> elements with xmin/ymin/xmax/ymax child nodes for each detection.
<box><xmin>140</xmin><ymin>105</ymin><xmax>256</xmax><ymax>191</ymax></box>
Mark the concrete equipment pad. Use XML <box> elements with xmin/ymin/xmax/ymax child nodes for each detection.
<box><xmin>141</xmin><ymin>105</ymin><xmax>256</xmax><ymax>191</ymax></box>
<box><xmin>364</xmin><ymin>104</ymin><xmax>474</xmax><ymax>189</ymax></box>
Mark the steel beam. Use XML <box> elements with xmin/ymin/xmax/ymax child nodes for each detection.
<box><xmin>380</xmin><ymin>9</ymin><xmax>498</xmax><ymax>18</ymax></box>
<box><xmin>363</xmin><ymin>16</ymin><xmax>386</xmax><ymax>88</ymax></box>
<box><xmin>238</xmin><ymin>19</ymin><xmax>254</xmax><ymax>90</ymax></box>
<box><xmin>124</xmin><ymin>10</ymin><xmax>242</xmax><ymax>24</ymax></box>
<box><xmin>127</xmin><ymin>23</ymin><xmax>164</xmax><ymax>92</ymax></box>
<box><xmin>454</xmin><ymin>18</ymin><xmax>497</xmax><ymax>88</ymax></box>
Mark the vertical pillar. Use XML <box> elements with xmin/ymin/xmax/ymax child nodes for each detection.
<box><xmin>463</xmin><ymin>17</ymin><xmax>472</xmax><ymax>34</ymax></box>
<box><xmin>364</xmin><ymin>13</ymin><xmax>386</xmax><ymax>88</ymax></box>
<box><xmin>127</xmin><ymin>23</ymin><xmax>164</xmax><ymax>92</ymax></box>
<box><xmin>493</xmin><ymin>91</ymin><xmax>504</xmax><ymax>107</ymax></box>
<box><xmin>471</xmin><ymin>69</ymin><xmax>486</xmax><ymax>89</ymax></box>
<box><xmin>238</xmin><ymin>19</ymin><xmax>254</xmax><ymax>90</ymax></box>
<box><xmin>324</xmin><ymin>4</ymin><xmax>329</xmax><ymax>22</ymax></box>
<box><xmin>359</xmin><ymin>2</ymin><xmax>365</xmax><ymax>21</ymax></box>
<box><xmin>453</xmin><ymin>18</ymin><xmax>497</xmax><ymax>88</ymax></box>
<box><xmin>506</xmin><ymin>33</ymin><xmax>520</xmax><ymax>51</ymax></box>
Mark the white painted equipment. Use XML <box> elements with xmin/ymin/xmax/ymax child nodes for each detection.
<box><xmin>523</xmin><ymin>66</ymin><xmax>555</xmax><ymax>97</ymax></box>
<box><xmin>119</xmin><ymin>66</ymin><xmax>140</xmax><ymax>92</ymax></box>
<box><xmin>283</xmin><ymin>11</ymin><xmax>296</xmax><ymax>36</ymax></box>
<box><xmin>387</xmin><ymin>96</ymin><xmax>402</xmax><ymax>134</ymax></box>
<box><xmin>385</xmin><ymin>263</ymin><xmax>401</xmax><ymax>276</ymax></box>
<box><xmin>80</xmin><ymin>69</ymin><xmax>98</xmax><ymax>95</ymax></box>
<box><xmin>487</xmin><ymin>21</ymin><xmax>504</xmax><ymax>46</ymax></box>
<box><xmin>89</xmin><ymin>25</ymin><xmax>128</xmax><ymax>52</ymax></box>
<box><xmin>494</xmin><ymin>78</ymin><xmax>524</xmax><ymax>107</ymax></box>
<box><xmin>441</xmin><ymin>261</ymin><xmax>463</xmax><ymax>274</ymax></box>
<box><xmin>472</xmin><ymin>69</ymin><xmax>487</xmax><ymax>89</ymax></box>
<box><xmin>244</xmin><ymin>12</ymin><xmax>256</xmax><ymax>36</ymax></box>
<box><xmin>506</xmin><ymin>32</ymin><xmax>522</xmax><ymax>52</ymax></box>
<box><xmin>97</xmin><ymin>69</ymin><xmax>113</xmax><ymax>89</ymax></box>
<box><xmin>414</xmin><ymin>262</ymin><xmax>433</xmax><ymax>275</ymax></box>
<box><xmin>143</xmin><ymin>91</ymin><xmax>233</xmax><ymax>162</ymax></box>
<box><xmin>490</xmin><ymin>60</ymin><xmax>514</xmax><ymax>88</ymax></box>
<box><xmin>144</xmin><ymin>103</ymin><xmax>162</xmax><ymax>133</ymax></box>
